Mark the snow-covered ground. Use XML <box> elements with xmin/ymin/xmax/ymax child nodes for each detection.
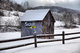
<box><xmin>0</xmin><ymin>32</ymin><xmax>21</xmax><ymax>40</ymax></box>
<box><xmin>0</xmin><ymin>10</ymin><xmax>24</xmax><ymax>26</ymax></box>
<box><xmin>0</xmin><ymin>21</ymin><xmax>80</xmax><ymax>53</ymax></box>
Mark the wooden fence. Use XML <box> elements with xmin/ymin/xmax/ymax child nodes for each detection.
<box><xmin>0</xmin><ymin>31</ymin><xmax>80</xmax><ymax>51</ymax></box>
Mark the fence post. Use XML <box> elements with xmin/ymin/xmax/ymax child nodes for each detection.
<box><xmin>62</xmin><ymin>31</ymin><xmax>65</xmax><ymax>44</ymax></box>
<box><xmin>34</xmin><ymin>32</ymin><xmax>37</xmax><ymax>48</ymax></box>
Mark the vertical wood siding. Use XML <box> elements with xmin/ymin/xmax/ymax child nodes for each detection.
<box><xmin>42</xmin><ymin>11</ymin><xmax>54</xmax><ymax>34</ymax></box>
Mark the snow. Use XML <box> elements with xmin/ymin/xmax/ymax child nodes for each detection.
<box><xmin>0</xmin><ymin>32</ymin><xmax>21</xmax><ymax>40</ymax></box>
<box><xmin>54</xmin><ymin>21</ymin><xmax>64</xmax><ymax>27</ymax></box>
<box><xmin>12</xmin><ymin>41</ymin><xmax>80</xmax><ymax>53</ymax></box>
<box><xmin>1</xmin><ymin>16</ymin><xmax>19</xmax><ymax>26</ymax></box>
<box><xmin>0</xmin><ymin>21</ymin><xmax>80</xmax><ymax>53</ymax></box>
<box><xmin>0</xmin><ymin>37</ymin><xmax>80</xmax><ymax>53</ymax></box>
<box><xmin>2</xmin><ymin>10</ymin><xmax>24</xmax><ymax>17</ymax></box>
<box><xmin>0</xmin><ymin>10</ymin><xmax>24</xmax><ymax>26</ymax></box>
<box><xmin>54</xmin><ymin>21</ymin><xmax>65</xmax><ymax>30</ymax></box>
<box><xmin>20</xmin><ymin>9</ymin><xmax>50</xmax><ymax>21</ymax></box>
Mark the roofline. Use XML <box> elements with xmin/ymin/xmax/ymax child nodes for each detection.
<box><xmin>20</xmin><ymin>20</ymin><xmax>42</xmax><ymax>22</ymax></box>
<box><xmin>20</xmin><ymin>9</ymin><xmax>55</xmax><ymax>22</ymax></box>
<box><xmin>20</xmin><ymin>9</ymin><xmax>50</xmax><ymax>22</ymax></box>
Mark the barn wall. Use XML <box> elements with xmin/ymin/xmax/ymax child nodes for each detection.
<box><xmin>21</xmin><ymin>21</ymin><xmax>42</xmax><ymax>37</ymax></box>
<box><xmin>42</xmin><ymin>11</ymin><xmax>54</xmax><ymax>34</ymax></box>
<box><xmin>35</xmin><ymin>22</ymin><xmax>42</xmax><ymax>34</ymax></box>
<box><xmin>49</xmin><ymin>11</ymin><xmax>55</xmax><ymax>34</ymax></box>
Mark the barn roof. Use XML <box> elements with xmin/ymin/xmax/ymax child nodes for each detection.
<box><xmin>20</xmin><ymin>9</ymin><xmax>50</xmax><ymax>21</ymax></box>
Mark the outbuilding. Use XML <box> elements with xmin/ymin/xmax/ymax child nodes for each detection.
<box><xmin>20</xmin><ymin>9</ymin><xmax>55</xmax><ymax>37</ymax></box>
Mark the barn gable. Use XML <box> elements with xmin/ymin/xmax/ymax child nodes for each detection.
<box><xmin>43</xmin><ymin>10</ymin><xmax>55</xmax><ymax>22</ymax></box>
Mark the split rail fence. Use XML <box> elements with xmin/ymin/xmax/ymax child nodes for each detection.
<box><xmin>0</xmin><ymin>31</ymin><xmax>80</xmax><ymax>51</ymax></box>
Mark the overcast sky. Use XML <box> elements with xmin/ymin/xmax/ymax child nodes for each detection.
<box><xmin>13</xmin><ymin>0</ymin><xmax>80</xmax><ymax>11</ymax></box>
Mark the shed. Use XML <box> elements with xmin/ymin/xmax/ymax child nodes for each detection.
<box><xmin>20</xmin><ymin>9</ymin><xmax>55</xmax><ymax>37</ymax></box>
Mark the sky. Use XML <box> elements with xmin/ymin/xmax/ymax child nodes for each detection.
<box><xmin>13</xmin><ymin>0</ymin><xmax>80</xmax><ymax>11</ymax></box>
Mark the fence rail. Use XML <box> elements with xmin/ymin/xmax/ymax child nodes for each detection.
<box><xmin>0</xmin><ymin>36</ymin><xmax>33</xmax><ymax>43</ymax></box>
<box><xmin>0</xmin><ymin>31</ymin><xmax>80</xmax><ymax>51</ymax></box>
<box><xmin>0</xmin><ymin>42</ymin><xmax>34</xmax><ymax>51</ymax></box>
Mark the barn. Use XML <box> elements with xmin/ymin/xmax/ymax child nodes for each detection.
<box><xmin>20</xmin><ymin>9</ymin><xmax>55</xmax><ymax>37</ymax></box>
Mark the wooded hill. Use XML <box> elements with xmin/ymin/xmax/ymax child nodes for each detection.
<box><xmin>0</xmin><ymin>0</ymin><xmax>25</xmax><ymax>12</ymax></box>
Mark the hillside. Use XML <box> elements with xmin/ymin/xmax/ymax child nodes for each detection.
<box><xmin>0</xmin><ymin>0</ymin><xmax>25</xmax><ymax>12</ymax></box>
<box><xmin>34</xmin><ymin>6</ymin><xmax>80</xmax><ymax>14</ymax></box>
<box><xmin>0</xmin><ymin>10</ymin><xmax>24</xmax><ymax>26</ymax></box>
<box><xmin>0</xmin><ymin>10</ymin><xmax>24</xmax><ymax>32</ymax></box>
<box><xmin>33</xmin><ymin>6</ymin><xmax>80</xmax><ymax>24</ymax></box>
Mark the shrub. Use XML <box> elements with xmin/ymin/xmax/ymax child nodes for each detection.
<box><xmin>0</xmin><ymin>11</ymin><xmax>4</xmax><ymax>16</ymax></box>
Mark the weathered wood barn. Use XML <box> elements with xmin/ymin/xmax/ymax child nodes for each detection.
<box><xmin>20</xmin><ymin>9</ymin><xmax>55</xmax><ymax>37</ymax></box>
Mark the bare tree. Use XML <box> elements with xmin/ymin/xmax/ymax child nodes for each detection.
<box><xmin>22</xmin><ymin>1</ymin><xmax>30</xmax><ymax>9</ymax></box>
<box><xmin>63</xmin><ymin>11</ymin><xmax>74</xmax><ymax>27</ymax></box>
<box><xmin>0</xmin><ymin>16</ymin><xmax>1</xmax><ymax>27</ymax></box>
<box><xmin>78</xmin><ymin>14</ymin><xmax>80</xmax><ymax>25</ymax></box>
<box><xmin>8</xmin><ymin>0</ymin><xmax>11</xmax><ymax>17</ymax></box>
<box><xmin>0</xmin><ymin>10</ymin><xmax>4</xmax><ymax>27</ymax></box>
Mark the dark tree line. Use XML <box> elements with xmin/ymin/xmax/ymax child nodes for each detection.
<box><xmin>0</xmin><ymin>0</ymin><xmax>26</xmax><ymax>12</ymax></box>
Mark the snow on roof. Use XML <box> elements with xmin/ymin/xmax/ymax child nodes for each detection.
<box><xmin>20</xmin><ymin>9</ymin><xmax>50</xmax><ymax>21</ymax></box>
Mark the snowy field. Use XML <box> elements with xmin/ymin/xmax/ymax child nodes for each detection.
<box><xmin>0</xmin><ymin>32</ymin><xmax>21</xmax><ymax>40</ymax></box>
<box><xmin>0</xmin><ymin>21</ymin><xmax>80</xmax><ymax>53</ymax></box>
